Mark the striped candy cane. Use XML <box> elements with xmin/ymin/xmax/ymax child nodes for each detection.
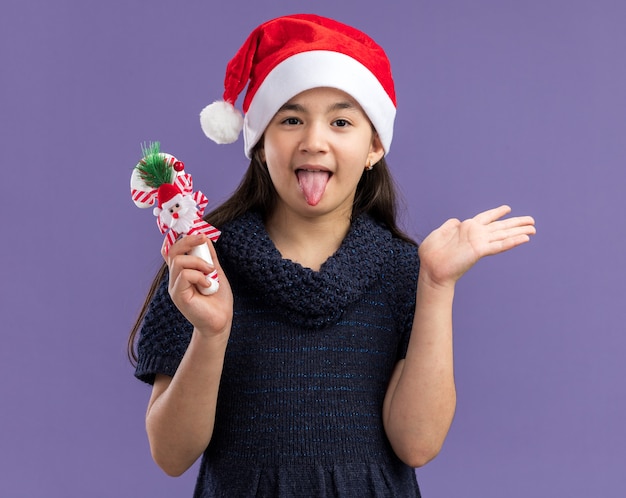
<box><xmin>131</xmin><ymin>150</ymin><xmax>221</xmax><ymax>295</ymax></box>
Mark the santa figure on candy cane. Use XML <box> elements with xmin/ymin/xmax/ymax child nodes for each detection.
<box><xmin>153</xmin><ymin>183</ymin><xmax>199</xmax><ymax>235</ymax></box>
<box><xmin>130</xmin><ymin>142</ymin><xmax>220</xmax><ymax>295</ymax></box>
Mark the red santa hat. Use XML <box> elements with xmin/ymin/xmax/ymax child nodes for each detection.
<box><xmin>200</xmin><ymin>14</ymin><xmax>397</xmax><ymax>158</ymax></box>
<box><xmin>153</xmin><ymin>182</ymin><xmax>182</xmax><ymax>216</ymax></box>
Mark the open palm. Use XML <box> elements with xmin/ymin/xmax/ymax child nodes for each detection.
<box><xmin>418</xmin><ymin>205</ymin><xmax>536</xmax><ymax>287</ymax></box>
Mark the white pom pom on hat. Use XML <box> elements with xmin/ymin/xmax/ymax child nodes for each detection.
<box><xmin>199</xmin><ymin>14</ymin><xmax>397</xmax><ymax>159</ymax></box>
<box><xmin>200</xmin><ymin>101</ymin><xmax>244</xmax><ymax>144</ymax></box>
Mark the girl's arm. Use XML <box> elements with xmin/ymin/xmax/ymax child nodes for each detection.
<box><xmin>145</xmin><ymin>234</ymin><xmax>233</xmax><ymax>476</ymax></box>
<box><xmin>383</xmin><ymin>205</ymin><xmax>535</xmax><ymax>467</ymax></box>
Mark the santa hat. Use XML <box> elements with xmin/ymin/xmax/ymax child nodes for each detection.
<box><xmin>200</xmin><ymin>14</ymin><xmax>397</xmax><ymax>158</ymax></box>
<box><xmin>153</xmin><ymin>183</ymin><xmax>182</xmax><ymax>216</ymax></box>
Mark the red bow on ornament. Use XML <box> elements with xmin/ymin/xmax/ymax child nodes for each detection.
<box><xmin>130</xmin><ymin>142</ymin><xmax>220</xmax><ymax>295</ymax></box>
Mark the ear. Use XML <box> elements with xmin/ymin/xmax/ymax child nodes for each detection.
<box><xmin>368</xmin><ymin>133</ymin><xmax>385</xmax><ymax>166</ymax></box>
<box><xmin>253</xmin><ymin>139</ymin><xmax>266</xmax><ymax>164</ymax></box>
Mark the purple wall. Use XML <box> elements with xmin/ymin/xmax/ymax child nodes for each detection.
<box><xmin>2</xmin><ymin>1</ymin><xmax>624</xmax><ymax>496</ymax></box>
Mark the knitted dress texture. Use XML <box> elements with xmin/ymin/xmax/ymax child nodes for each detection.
<box><xmin>136</xmin><ymin>211</ymin><xmax>422</xmax><ymax>497</ymax></box>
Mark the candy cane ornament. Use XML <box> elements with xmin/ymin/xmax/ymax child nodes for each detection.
<box><xmin>130</xmin><ymin>142</ymin><xmax>221</xmax><ymax>295</ymax></box>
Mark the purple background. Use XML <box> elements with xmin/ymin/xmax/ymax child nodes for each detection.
<box><xmin>1</xmin><ymin>0</ymin><xmax>624</xmax><ymax>496</ymax></box>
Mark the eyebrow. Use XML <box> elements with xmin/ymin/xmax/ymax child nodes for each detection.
<box><xmin>276</xmin><ymin>101</ymin><xmax>357</xmax><ymax>114</ymax></box>
<box><xmin>277</xmin><ymin>103</ymin><xmax>306</xmax><ymax>113</ymax></box>
<box><xmin>329</xmin><ymin>101</ymin><xmax>356</xmax><ymax>112</ymax></box>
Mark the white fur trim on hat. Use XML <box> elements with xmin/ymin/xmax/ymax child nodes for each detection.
<box><xmin>242</xmin><ymin>51</ymin><xmax>396</xmax><ymax>158</ymax></box>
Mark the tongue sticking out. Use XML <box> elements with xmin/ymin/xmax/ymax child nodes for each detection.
<box><xmin>296</xmin><ymin>170</ymin><xmax>330</xmax><ymax>206</ymax></box>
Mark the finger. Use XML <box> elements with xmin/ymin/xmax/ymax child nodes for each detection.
<box><xmin>437</xmin><ymin>217</ymin><xmax>461</xmax><ymax>235</ymax></box>
<box><xmin>473</xmin><ymin>205</ymin><xmax>512</xmax><ymax>225</ymax></box>
<box><xmin>489</xmin><ymin>221</ymin><xmax>536</xmax><ymax>241</ymax></box>
<box><xmin>187</xmin><ymin>237</ymin><xmax>223</xmax><ymax>279</ymax></box>
<box><xmin>495</xmin><ymin>233</ymin><xmax>533</xmax><ymax>253</ymax></box>
<box><xmin>163</xmin><ymin>234</ymin><xmax>208</xmax><ymax>263</ymax></box>
<box><xmin>161</xmin><ymin>237</ymin><xmax>169</xmax><ymax>260</ymax></box>
<box><xmin>168</xmin><ymin>254</ymin><xmax>217</xmax><ymax>302</ymax></box>
<box><xmin>170</xmin><ymin>266</ymin><xmax>214</xmax><ymax>295</ymax></box>
<box><xmin>169</xmin><ymin>253</ymin><xmax>214</xmax><ymax>277</ymax></box>
<box><xmin>484</xmin><ymin>225</ymin><xmax>535</xmax><ymax>255</ymax></box>
<box><xmin>488</xmin><ymin>215</ymin><xmax>536</xmax><ymax>232</ymax></box>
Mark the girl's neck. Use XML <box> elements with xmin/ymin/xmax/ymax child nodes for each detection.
<box><xmin>265</xmin><ymin>207</ymin><xmax>352</xmax><ymax>271</ymax></box>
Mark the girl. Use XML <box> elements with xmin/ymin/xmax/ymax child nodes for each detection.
<box><xmin>129</xmin><ymin>14</ymin><xmax>535</xmax><ymax>497</ymax></box>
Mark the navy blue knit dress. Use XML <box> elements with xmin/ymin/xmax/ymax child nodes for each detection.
<box><xmin>135</xmin><ymin>211</ymin><xmax>422</xmax><ymax>497</ymax></box>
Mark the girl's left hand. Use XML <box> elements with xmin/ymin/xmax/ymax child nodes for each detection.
<box><xmin>417</xmin><ymin>205</ymin><xmax>536</xmax><ymax>288</ymax></box>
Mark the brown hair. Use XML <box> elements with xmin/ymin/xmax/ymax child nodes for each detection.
<box><xmin>127</xmin><ymin>147</ymin><xmax>415</xmax><ymax>365</ymax></box>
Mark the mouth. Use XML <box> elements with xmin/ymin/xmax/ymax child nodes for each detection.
<box><xmin>295</xmin><ymin>167</ymin><xmax>332</xmax><ymax>206</ymax></box>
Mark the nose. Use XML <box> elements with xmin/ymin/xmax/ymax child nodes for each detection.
<box><xmin>299</xmin><ymin>121</ymin><xmax>329</xmax><ymax>154</ymax></box>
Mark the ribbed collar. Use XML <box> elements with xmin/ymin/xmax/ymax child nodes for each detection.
<box><xmin>216</xmin><ymin>211</ymin><xmax>393</xmax><ymax>328</ymax></box>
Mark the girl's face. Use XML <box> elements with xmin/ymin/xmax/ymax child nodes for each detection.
<box><xmin>261</xmin><ymin>87</ymin><xmax>384</xmax><ymax>220</ymax></box>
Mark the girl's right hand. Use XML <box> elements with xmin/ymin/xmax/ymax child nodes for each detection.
<box><xmin>163</xmin><ymin>234</ymin><xmax>233</xmax><ymax>337</ymax></box>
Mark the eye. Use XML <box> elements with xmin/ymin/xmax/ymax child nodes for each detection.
<box><xmin>175</xmin><ymin>203</ymin><xmax>180</xmax><ymax>208</ymax></box>
<box><xmin>333</xmin><ymin>119</ymin><xmax>350</xmax><ymax>127</ymax></box>
<box><xmin>169</xmin><ymin>208</ymin><xmax>174</xmax><ymax>213</ymax></box>
<box><xmin>281</xmin><ymin>117</ymin><xmax>301</xmax><ymax>126</ymax></box>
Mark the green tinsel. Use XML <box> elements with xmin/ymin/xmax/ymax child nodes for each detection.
<box><xmin>135</xmin><ymin>141</ymin><xmax>174</xmax><ymax>188</ymax></box>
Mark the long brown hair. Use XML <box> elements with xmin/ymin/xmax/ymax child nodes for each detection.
<box><xmin>127</xmin><ymin>147</ymin><xmax>415</xmax><ymax>365</ymax></box>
